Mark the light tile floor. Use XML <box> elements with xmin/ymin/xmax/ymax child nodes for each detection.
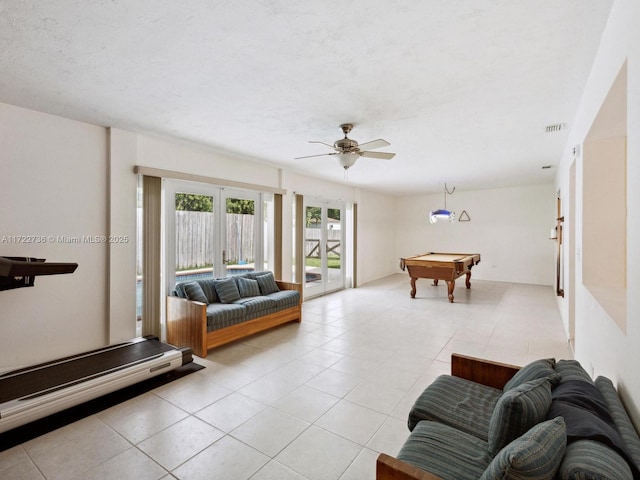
<box><xmin>0</xmin><ymin>274</ymin><xmax>573</xmax><ymax>480</ymax></box>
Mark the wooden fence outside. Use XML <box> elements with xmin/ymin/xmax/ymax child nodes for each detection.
<box><xmin>136</xmin><ymin>211</ymin><xmax>342</xmax><ymax>272</ymax></box>
<box><xmin>305</xmin><ymin>226</ymin><xmax>342</xmax><ymax>258</ymax></box>
<box><xmin>174</xmin><ymin>211</ymin><xmax>256</xmax><ymax>270</ymax></box>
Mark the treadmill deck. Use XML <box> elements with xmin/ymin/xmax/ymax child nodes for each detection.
<box><xmin>0</xmin><ymin>336</ymin><xmax>192</xmax><ymax>433</ymax></box>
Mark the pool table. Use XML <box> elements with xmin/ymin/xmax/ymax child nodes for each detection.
<box><xmin>400</xmin><ymin>252</ymin><xmax>481</xmax><ymax>303</ymax></box>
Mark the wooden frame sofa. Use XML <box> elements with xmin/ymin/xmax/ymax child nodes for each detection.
<box><xmin>377</xmin><ymin>353</ymin><xmax>640</xmax><ymax>480</ymax></box>
<box><xmin>166</xmin><ymin>272</ymin><xmax>302</xmax><ymax>357</ymax></box>
<box><xmin>377</xmin><ymin>354</ymin><xmax>520</xmax><ymax>480</ymax></box>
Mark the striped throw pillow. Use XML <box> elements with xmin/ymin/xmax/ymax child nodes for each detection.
<box><xmin>196</xmin><ymin>279</ymin><xmax>219</xmax><ymax>303</ymax></box>
<box><xmin>489</xmin><ymin>378</ymin><xmax>552</xmax><ymax>455</ymax></box>
<box><xmin>182</xmin><ymin>282</ymin><xmax>208</xmax><ymax>304</ymax></box>
<box><xmin>481</xmin><ymin>417</ymin><xmax>566</xmax><ymax>480</ymax></box>
<box><xmin>256</xmin><ymin>271</ymin><xmax>280</xmax><ymax>295</ymax></box>
<box><xmin>213</xmin><ymin>277</ymin><xmax>241</xmax><ymax>304</ymax></box>
<box><xmin>504</xmin><ymin>358</ymin><xmax>560</xmax><ymax>391</ymax></box>
<box><xmin>237</xmin><ymin>277</ymin><xmax>260</xmax><ymax>298</ymax></box>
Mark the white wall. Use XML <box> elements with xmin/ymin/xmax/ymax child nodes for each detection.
<box><xmin>555</xmin><ymin>0</ymin><xmax>640</xmax><ymax>426</ymax></box>
<box><xmin>136</xmin><ymin>134</ymin><xmax>282</xmax><ymax>188</ymax></box>
<box><xmin>395</xmin><ymin>184</ymin><xmax>556</xmax><ymax>285</ymax></box>
<box><xmin>0</xmin><ymin>103</ymin><xmax>109</xmax><ymax>369</ymax></box>
<box><xmin>108</xmin><ymin>128</ymin><xmax>139</xmax><ymax>343</ymax></box>
<box><xmin>356</xmin><ymin>189</ymin><xmax>398</xmax><ymax>284</ymax></box>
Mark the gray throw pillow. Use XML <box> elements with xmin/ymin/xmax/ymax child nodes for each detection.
<box><xmin>559</xmin><ymin>440</ymin><xmax>634</xmax><ymax>480</ymax></box>
<box><xmin>554</xmin><ymin>359</ymin><xmax>593</xmax><ymax>384</ymax></box>
<box><xmin>481</xmin><ymin>417</ymin><xmax>566</xmax><ymax>480</ymax></box>
<box><xmin>182</xmin><ymin>281</ymin><xmax>208</xmax><ymax>304</ymax></box>
<box><xmin>256</xmin><ymin>271</ymin><xmax>280</xmax><ymax>295</ymax></box>
<box><xmin>213</xmin><ymin>277</ymin><xmax>241</xmax><ymax>303</ymax></box>
<box><xmin>504</xmin><ymin>358</ymin><xmax>560</xmax><ymax>391</ymax></box>
<box><xmin>489</xmin><ymin>378</ymin><xmax>552</xmax><ymax>455</ymax></box>
<box><xmin>196</xmin><ymin>279</ymin><xmax>219</xmax><ymax>303</ymax></box>
<box><xmin>237</xmin><ymin>277</ymin><xmax>260</xmax><ymax>298</ymax></box>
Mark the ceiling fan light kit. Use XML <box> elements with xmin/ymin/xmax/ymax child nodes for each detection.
<box><xmin>295</xmin><ymin>123</ymin><xmax>396</xmax><ymax>171</ymax></box>
<box><xmin>337</xmin><ymin>152</ymin><xmax>359</xmax><ymax>170</ymax></box>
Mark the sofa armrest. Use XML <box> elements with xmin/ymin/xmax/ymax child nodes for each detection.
<box><xmin>451</xmin><ymin>353</ymin><xmax>521</xmax><ymax>390</ymax></box>
<box><xmin>276</xmin><ymin>280</ymin><xmax>303</xmax><ymax>301</ymax></box>
<box><xmin>376</xmin><ymin>454</ymin><xmax>444</xmax><ymax>480</ymax></box>
<box><xmin>166</xmin><ymin>296</ymin><xmax>207</xmax><ymax>358</ymax></box>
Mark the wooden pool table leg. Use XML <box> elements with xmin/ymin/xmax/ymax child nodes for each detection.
<box><xmin>432</xmin><ymin>279</ymin><xmax>439</xmax><ymax>286</ymax></box>
<box><xmin>446</xmin><ymin>280</ymin><xmax>455</xmax><ymax>302</ymax></box>
<box><xmin>410</xmin><ymin>277</ymin><xmax>417</xmax><ymax>298</ymax></box>
<box><xmin>465</xmin><ymin>271</ymin><xmax>472</xmax><ymax>289</ymax></box>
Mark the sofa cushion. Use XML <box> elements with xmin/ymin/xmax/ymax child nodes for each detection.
<box><xmin>182</xmin><ymin>281</ymin><xmax>208</xmax><ymax>304</ymax></box>
<box><xmin>488</xmin><ymin>378</ymin><xmax>552</xmax><ymax>455</ymax></box>
<box><xmin>408</xmin><ymin>374</ymin><xmax>503</xmax><ymax>440</ymax></box>
<box><xmin>196</xmin><ymin>279</ymin><xmax>219</xmax><ymax>303</ymax></box>
<box><xmin>481</xmin><ymin>416</ymin><xmax>566</xmax><ymax>480</ymax></box>
<box><xmin>267</xmin><ymin>290</ymin><xmax>300</xmax><ymax>310</ymax></box>
<box><xmin>594</xmin><ymin>376</ymin><xmax>640</xmax><ymax>473</ymax></box>
<box><xmin>213</xmin><ymin>277</ymin><xmax>242</xmax><ymax>303</ymax></box>
<box><xmin>205</xmin><ymin>303</ymin><xmax>247</xmax><ymax>331</ymax></box>
<box><xmin>555</xmin><ymin>359</ymin><xmax>593</xmax><ymax>384</ymax></box>
<box><xmin>558</xmin><ymin>439</ymin><xmax>633</xmax><ymax>480</ymax></box>
<box><xmin>236</xmin><ymin>277</ymin><xmax>260</xmax><ymax>298</ymax></box>
<box><xmin>233</xmin><ymin>296</ymin><xmax>276</xmax><ymax>315</ymax></box>
<box><xmin>504</xmin><ymin>358</ymin><xmax>560</xmax><ymax>391</ymax></box>
<box><xmin>596</xmin><ymin>376</ymin><xmax>640</xmax><ymax>459</ymax></box>
<box><xmin>398</xmin><ymin>421</ymin><xmax>492</xmax><ymax>480</ymax></box>
<box><xmin>256</xmin><ymin>271</ymin><xmax>280</xmax><ymax>295</ymax></box>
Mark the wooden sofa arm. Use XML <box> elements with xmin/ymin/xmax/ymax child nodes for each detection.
<box><xmin>166</xmin><ymin>296</ymin><xmax>207</xmax><ymax>358</ymax></box>
<box><xmin>451</xmin><ymin>353</ymin><xmax>521</xmax><ymax>390</ymax></box>
<box><xmin>276</xmin><ymin>280</ymin><xmax>303</xmax><ymax>299</ymax></box>
<box><xmin>377</xmin><ymin>454</ymin><xmax>444</xmax><ymax>480</ymax></box>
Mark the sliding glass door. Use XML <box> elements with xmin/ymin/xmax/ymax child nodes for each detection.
<box><xmin>222</xmin><ymin>190</ymin><xmax>261</xmax><ymax>276</ymax></box>
<box><xmin>304</xmin><ymin>200</ymin><xmax>345</xmax><ymax>298</ymax></box>
<box><xmin>165</xmin><ymin>180</ymin><xmax>267</xmax><ymax>294</ymax></box>
<box><xmin>176</xmin><ymin>192</ymin><xmax>217</xmax><ymax>282</ymax></box>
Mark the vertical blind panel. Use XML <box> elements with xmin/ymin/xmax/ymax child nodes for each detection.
<box><xmin>294</xmin><ymin>194</ymin><xmax>304</xmax><ymax>285</ymax></box>
<box><xmin>274</xmin><ymin>193</ymin><xmax>283</xmax><ymax>280</ymax></box>
<box><xmin>142</xmin><ymin>175</ymin><xmax>162</xmax><ymax>337</ymax></box>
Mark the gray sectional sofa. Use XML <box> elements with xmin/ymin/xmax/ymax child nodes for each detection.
<box><xmin>377</xmin><ymin>354</ymin><xmax>640</xmax><ymax>480</ymax></box>
<box><xmin>166</xmin><ymin>271</ymin><xmax>302</xmax><ymax>357</ymax></box>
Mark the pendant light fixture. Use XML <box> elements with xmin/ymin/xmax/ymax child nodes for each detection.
<box><xmin>430</xmin><ymin>183</ymin><xmax>456</xmax><ymax>223</ymax></box>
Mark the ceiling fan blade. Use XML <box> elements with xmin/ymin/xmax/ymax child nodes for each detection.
<box><xmin>309</xmin><ymin>140</ymin><xmax>338</xmax><ymax>150</ymax></box>
<box><xmin>360</xmin><ymin>151</ymin><xmax>396</xmax><ymax>160</ymax></box>
<box><xmin>294</xmin><ymin>152</ymin><xmax>337</xmax><ymax>160</ymax></box>
<box><xmin>356</xmin><ymin>139</ymin><xmax>390</xmax><ymax>151</ymax></box>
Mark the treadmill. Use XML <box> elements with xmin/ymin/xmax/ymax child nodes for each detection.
<box><xmin>0</xmin><ymin>257</ymin><xmax>193</xmax><ymax>434</ymax></box>
<box><xmin>0</xmin><ymin>336</ymin><xmax>193</xmax><ymax>434</ymax></box>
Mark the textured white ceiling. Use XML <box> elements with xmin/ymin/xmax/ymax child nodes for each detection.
<box><xmin>0</xmin><ymin>1</ymin><xmax>613</xmax><ymax>195</ymax></box>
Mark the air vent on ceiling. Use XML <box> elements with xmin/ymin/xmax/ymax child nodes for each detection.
<box><xmin>545</xmin><ymin>123</ymin><xmax>567</xmax><ymax>133</ymax></box>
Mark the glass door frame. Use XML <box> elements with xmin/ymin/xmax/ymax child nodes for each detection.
<box><xmin>163</xmin><ymin>180</ymin><xmax>269</xmax><ymax>296</ymax></box>
<box><xmin>303</xmin><ymin>198</ymin><xmax>346</xmax><ymax>299</ymax></box>
<box><xmin>164</xmin><ymin>179</ymin><xmax>220</xmax><ymax>298</ymax></box>
<box><xmin>221</xmin><ymin>188</ymin><xmax>264</xmax><ymax>277</ymax></box>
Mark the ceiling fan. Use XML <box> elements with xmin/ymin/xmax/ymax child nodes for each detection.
<box><xmin>295</xmin><ymin>123</ymin><xmax>396</xmax><ymax>170</ymax></box>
